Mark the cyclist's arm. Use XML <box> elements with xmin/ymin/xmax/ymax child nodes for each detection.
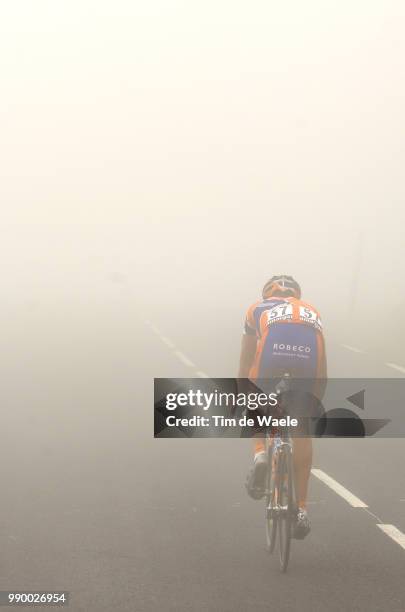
<box><xmin>238</xmin><ymin>320</ymin><xmax>257</xmax><ymax>377</ymax></box>
<box><xmin>317</xmin><ymin>334</ymin><xmax>328</xmax><ymax>399</ymax></box>
<box><xmin>238</xmin><ymin>334</ymin><xmax>257</xmax><ymax>377</ymax></box>
<box><xmin>238</xmin><ymin>303</ymin><xmax>259</xmax><ymax>377</ymax></box>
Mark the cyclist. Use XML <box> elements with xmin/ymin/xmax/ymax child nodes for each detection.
<box><xmin>238</xmin><ymin>275</ymin><xmax>327</xmax><ymax>539</ymax></box>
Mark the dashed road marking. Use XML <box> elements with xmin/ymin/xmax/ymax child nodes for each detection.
<box><xmin>341</xmin><ymin>344</ymin><xmax>364</xmax><ymax>354</ymax></box>
<box><xmin>341</xmin><ymin>344</ymin><xmax>405</xmax><ymax>377</ymax></box>
<box><xmin>161</xmin><ymin>336</ymin><xmax>175</xmax><ymax>349</ymax></box>
<box><xmin>173</xmin><ymin>350</ymin><xmax>195</xmax><ymax>368</ymax></box>
<box><xmin>385</xmin><ymin>362</ymin><xmax>405</xmax><ymax>374</ymax></box>
<box><xmin>145</xmin><ymin>320</ymin><xmax>160</xmax><ymax>336</ymax></box>
<box><xmin>377</xmin><ymin>525</ymin><xmax>405</xmax><ymax>550</ymax></box>
<box><xmin>311</xmin><ymin>468</ymin><xmax>368</xmax><ymax>508</ymax></box>
<box><xmin>195</xmin><ymin>370</ymin><xmax>210</xmax><ymax>378</ymax></box>
<box><xmin>147</xmin><ymin>320</ymin><xmax>209</xmax><ymax>378</ymax></box>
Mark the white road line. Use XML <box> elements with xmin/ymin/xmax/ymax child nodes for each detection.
<box><xmin>145</xmin><ymin>321</ymin><xmax>161</xmax><ymax>336</ymax></box>
<box><xmin>195</xmin><ymin>370</ymin><xmax>210</xmax><ymax>378</ymax></box>
<box><xmin>311</xmin><ymin>468</ymin><xmax>368</xmax><ymax>508</ymax></box>
<box><xmin>160</xmin><ymin>336</ymin><xmax>175</xmax><ymax>349</ymax></box>
<box><xmin>146</xmin><ymin>321</ymin><xmax>208</xmax><ymax>376</ymax></box>
<box><xmin>377</xmin><ymin>525</ymin><xmax>405</xmax><ymax>550</ymax></box>
<box><xmin>385</xmin><ymin>362</ymin><xmax>405</xmax><ymax>374</ymax></box>
<box><xmin>173</xmin><ymin>350</ymin><xmax>196</xmax><ymax>368</ymax></box>
<box><xmin>341</xmin><ymin>344</ymin><xmax>364</xmax><ymax>354</ymax></box>
<box><xmin>341</xmin><ymin>342</ymin><xmax>405</xmax><ymax>374</ymax></box>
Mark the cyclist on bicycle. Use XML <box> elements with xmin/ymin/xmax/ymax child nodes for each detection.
<box><xmin>238</xmin><ymin>275</ymin><xmax>327</xmax><ymax>539</ymax></box>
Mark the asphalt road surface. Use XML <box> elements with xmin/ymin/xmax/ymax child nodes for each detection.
<box><xmin>0</xmin><ymin>303</ymin><xmax>404</xmax><ymax>611</ymax></box>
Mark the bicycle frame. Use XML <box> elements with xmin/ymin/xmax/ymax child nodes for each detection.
<box><xmin>265</xmin><ymin>429</ymin><xmax>294</xmax><ymax>519</ymax></box>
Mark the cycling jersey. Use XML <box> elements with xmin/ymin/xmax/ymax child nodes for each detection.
<box><xmin>244</xmin><ymin>296</ymin><xmax>325</xmax><ymax>380</ymax></box>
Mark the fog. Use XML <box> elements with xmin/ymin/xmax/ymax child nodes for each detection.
<box><xmin>1</xmin><ymin>1</ymin><xmax>404</xmax><ymax>358</ymax></box>
<box><xmin>0</xmin><ymin>4</ymin><xmax>404</xmax><ymax>607</ymax></box>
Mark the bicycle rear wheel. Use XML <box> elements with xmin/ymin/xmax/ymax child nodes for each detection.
<box><xmin>277</xmin><ymin>448</ymin><xmax>293</xmax><ymax>572</ymax></box>
<box><xmin>265</xmin><ymin>448</ymin><xmax>277</xmax><ymax>553</ymax></box>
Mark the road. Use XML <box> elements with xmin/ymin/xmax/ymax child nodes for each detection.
<box><xmin>0</xmin><ymin>303</ymin><xmax>404</xmax><ymax>611</ymax></box>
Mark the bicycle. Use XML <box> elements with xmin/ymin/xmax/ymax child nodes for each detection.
<box><xmin>264</xmin><ymin>375</ymin><xmax>298</xmax><ymax>573</ymax></box>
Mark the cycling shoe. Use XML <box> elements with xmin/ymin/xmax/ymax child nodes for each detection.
<box><xmin>293</xmin><ymin>508</ymin><xmax>311</xmax><ymax>539</ymax></box>
<box><xmin>245</xmin><ymin>452</ymin><xmax>267</xmax><ymax>500</ymax></box>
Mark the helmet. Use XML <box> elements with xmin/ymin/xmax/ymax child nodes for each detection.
<box><xmin>262</xmin><ymin>275</ymin><xmax>301</xmax><ymax>299</ymax></box>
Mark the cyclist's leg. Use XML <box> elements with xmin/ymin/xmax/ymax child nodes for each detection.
<box><xmin>253</xmin><ymin>437</ymin><xmax>265</xmax><ymax>457</ymax></box>
<box><xmin>289</xmin><ymin>384</ymin><xmax>322</xmax><ymax>538</ymax></box>
<box><xmin>292</xmin><ymin>436</ymin><xmax>312</xmax><ymax>509</ymax></box>
<box><xmin>246</xmin><ymin>436</ymin><xmax>267</xmax><ymax>499</ymax></box>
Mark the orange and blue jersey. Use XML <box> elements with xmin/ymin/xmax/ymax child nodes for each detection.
<box><xmin>244</xmin><ymin>296</ymin><xmax>325</xmax><ymax>380</ymax></box>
